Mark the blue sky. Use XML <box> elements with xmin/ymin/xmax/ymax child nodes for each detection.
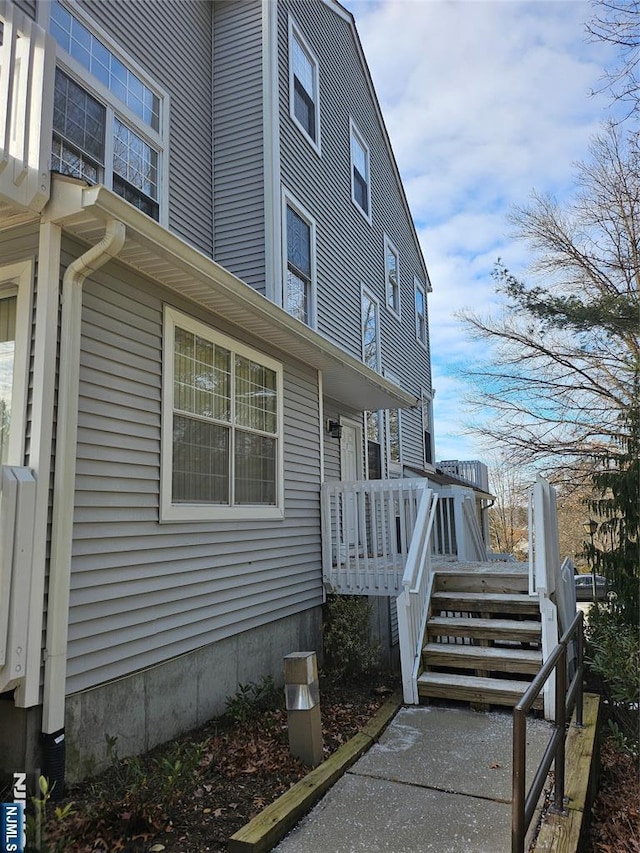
<box><xmin>344</xmin><ymin>0</ymin><xmax>621</xmax><ymax>462</ymax></box>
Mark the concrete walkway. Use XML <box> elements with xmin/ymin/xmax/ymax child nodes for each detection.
<box><xmin>273</xmin><ymin>704</ymin><xmax>553</xmax><ymax>853</ymax></box>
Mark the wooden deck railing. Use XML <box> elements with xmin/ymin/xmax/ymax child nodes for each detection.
<box><xmin>321</xmin><ymin>478</ymin><xmax>430</xmax><ymax>596</ymax></box>
<box><xmin>0</xmin><ymin>1</ymin><xmax>55</xmax><ymax>213</ymax></box>
<box><xmin>431</xmin><ymin>486</ymin><xmax>488</xmax><ymax>562</ymax></box>
<box><xmin>397</xmin><ymin>488</ymin><xmax>438</xmax><ymax>703</ymax></box>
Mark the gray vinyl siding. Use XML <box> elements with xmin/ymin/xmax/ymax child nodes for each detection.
<box><xmin>212</xmin><ymin>0</ymin><xmax>266</xmax><ymax>292</ymax></box>
<box><xmin>277</xmin><ymin>0</ymin><xmax>431</xmax><ymax>469</ymax></box>
<box><xmin>70</xmin><ymin>1</ymin><xmax>214</xmax><ymax>256</ymax></box>
<box><xmin>65</xmin><ymin>246</ymin><xmax>322</xmax><ymax>694</ymax></box>
<box><xmin>13</xmin><ymin>0</ymin><xmax>36</xmax><ymax>18</ymax></box>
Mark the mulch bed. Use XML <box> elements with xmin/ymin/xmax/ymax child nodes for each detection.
<box><xmin>585</xmin><ymin>736</ymin><xmax>640</xmax><ymax>853</ymax></box>
<box><xmin>38</xmin><ymin>676</ymin><xmax>395</xmax><ymax>853</ymax></box>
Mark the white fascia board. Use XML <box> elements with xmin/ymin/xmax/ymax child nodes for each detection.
<box><xmin>45</xmin><ymin>177</ymin><xmax>419</xmax><ymax>412</ymax></box>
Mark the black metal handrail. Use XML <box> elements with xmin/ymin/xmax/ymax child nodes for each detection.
<box><xmin>511</xmin><ymin>610</ymin><xmax>584</xmax><ymax>853</ymax></box>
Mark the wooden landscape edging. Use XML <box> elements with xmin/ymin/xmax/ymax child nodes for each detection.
<box><xmin>227</xmin><ymin>690</ymin><xmax>403</xmax><ymax>853</ymax></box>
<box><xmin>532</xmin><ymin>692</ymin><xmax>601</xmax><ymax>853</ymax></box>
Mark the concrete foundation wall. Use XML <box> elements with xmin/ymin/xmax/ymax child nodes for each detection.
<box><xmin>0</xmin><ymin>698</ymin><xmax>42</xmax><ymax>785</ymax></box>
<box><xmin>63</xmin><ymin>607</ymin><xmax>322</xmax><ymax>782</ymax></box>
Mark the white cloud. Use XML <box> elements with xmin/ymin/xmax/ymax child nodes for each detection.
<box><xmin>344</xmin><ymin>0</ymin><xmax>621</xmax><ymax>463</ymax></box>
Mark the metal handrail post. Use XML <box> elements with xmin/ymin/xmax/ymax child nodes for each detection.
<box><xmin>575</xmin><ymin>614</ymin><xmax>584</xmax><ymax>726</ymax></box>
<box><xmin>552</xmin><ymin>644</ymin><xmax>567</xmax><ymax>814</ymax></box>
<box><xmin>512</xmin><ymin>706</ymin><xmax>527</xmax><ymax>853</ymax></box>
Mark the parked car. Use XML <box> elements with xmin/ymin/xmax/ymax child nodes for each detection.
<box><xmin>574</xmin><ymin>574</ymin><xmax>609</xmax><ymax>601</ymax></box>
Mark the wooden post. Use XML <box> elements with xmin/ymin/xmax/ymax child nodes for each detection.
<box><xmin>284</xmin><ymin>652</ymin><xmax>323</xmax><ymax>768</ymax></box>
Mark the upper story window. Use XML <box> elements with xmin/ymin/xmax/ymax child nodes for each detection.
<box><xmin>289</xmin><ymin>18</ymin><xmax>320</xmax><ymax>153</ymax></box>
<box><xmin>47</xmin><ymin>0</ymin><xmax>166</xmax><ymax>221</ymax></box>
<box><xmin>283</xmin><ymin>192</ymin><xmax>316</xmax><ymax>327</ymax></box>
<box><xmin>162</xmin><ymin>308</ymin><xmax>284</xmax><ymax>522</ymax></box>
<box><xmin>384</xmin><ymin>236</ymin><xmax>400</xmax><ymax>317</ymax></box>
<box><xmin>415</xmin><ymin>276</ymin><xmax>427</xmax><ymax>346</ymax></box>
<box><xmin>350</xmin><ymin>120</ymin><xmax>370</xmax><ymax>221</ymax></box>
<box><xmin>361</xmin><ymin>287</ymin><xmax>380</xmax><ymax>371</ymax></box>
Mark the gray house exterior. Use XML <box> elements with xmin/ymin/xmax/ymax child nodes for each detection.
<box><xmin>0</xmin><ymin>0</ymin><xmax>434</xmax><ymax>785</ymax></box>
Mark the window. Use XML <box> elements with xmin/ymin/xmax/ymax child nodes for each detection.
<box><xmin>387</xmin><ymin>409</ymin><xmax>401</xmax><ymax>466</ymax></box>
<box><xmin>47</xmin><ymin>0</ymin><xmax>165</xmax><ymax>221</ymax></box>
<box><xmin>361</xmin><ymin>287</ymin><xmax>380</xmax><ymax>371</ymax></box>
<box><xmin>366</xmin><ymin>411</ymin><xmax>382</xmax><ymax>479</ymax></box>
<box><xmin>162</xmin><ymin>309</ymin><xmax>283</xmax><ymax>521</ymax></box>
<box><xmin>0</xmin><ymin>262</ymin><xmax>31</xmax><ymax>466</ymax></box>
<box><xmin>350</xmin><ymin>120</ymin><xmax>370</xmax><ymax>220</ymax></box>
<box><xmin>0</xmin><ymin>294</ymin><xmax>17</xmax><ymax>465</ymax></box>
<box><xmin>415</xmin><ymin>276</ymin><xmax>427</xmax><ymax>346</ymax></box>
<box><xmin>384</xmin><ymin>237</ymin><xmax>400</xmax><ymax>316</ymax></box>
<box><xmin>289</xmin><ymin>18</ymin><xmax>320</xmax><ymax>152</ymax></box>
<box><xmin>283</xmin><ymin>193</ymin><xmax>316</xmax><ymax>327</ymax></box>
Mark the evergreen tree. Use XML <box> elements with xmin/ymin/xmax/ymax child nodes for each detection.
<box><xmin>587</xmin><ymin>379</ymin><xmax>640</xmax><ymax>625</ymax></box>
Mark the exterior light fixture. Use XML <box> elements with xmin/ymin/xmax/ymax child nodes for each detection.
<box><xmin>326</xmin><ymin>419</ymin><xmax>342</xmax><ymax>439</ymax></box>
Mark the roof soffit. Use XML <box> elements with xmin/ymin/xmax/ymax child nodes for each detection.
<box><xmin>46</xmin><ymin>177</ymin><xmax>419</xmax><ymax>413</ymax></box>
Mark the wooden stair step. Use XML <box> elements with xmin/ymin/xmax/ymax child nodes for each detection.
<box><xmin>422</xmin><ymin>642</ymin><xmax>542</xmax><ymax>674</ymax></box>
<box><xmin>426</xmin><ymin>616</ymin><xmax>542</xmax><ymax>642</ymax></box>
<box><xmin>434</xmin><ymin>571</ymin><xmax>529</xmax><ymax>594</ymax></box>
<box><xmin>417</xmin><ymin>671</ymin><xmax>544</xmax><ymax>709</ymax></box>
<box><xmin>432</xmin><ymin>591</ymin><xmax>539</xmax><ymax>616</ymax></box>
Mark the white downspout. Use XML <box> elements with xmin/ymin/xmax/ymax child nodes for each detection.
<box><xmin>42</xmin><ymin>219</ymin><xmax>126</xmax><ymax>786</ymax></box>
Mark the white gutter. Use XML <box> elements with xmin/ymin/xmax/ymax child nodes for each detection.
<box><xmin>42</xmin><ymin>217</ymin><xmax>126</xmax><ymax>738</ymax></box>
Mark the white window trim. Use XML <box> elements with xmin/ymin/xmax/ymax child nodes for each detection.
<box><xmin>361</xmin><ymin>284</ymin><xmax>381</xmax><ymax>372</ymax></box>
<box><xmin>161</xmin><ymin>307</ymin><xmax>284</xmax><ymax>522</ymax></box>
<box><xmin>288</xmin><ymin>16</ymin><xmax>321</xmax><ymax>156</ymax></box>
<box><xmin>0</xmin><ymin>261</ymin><xmax>33</xmax><ymax>465</ymax></box>
<box><xmin>349</xmin><ymin>118</ymin><xmax>372</xmax><ymax>224</ymax></box>
<box><xmin>281</xmin><ymin>188</ymin><xmax>318</xmax><ymax>329</ymax></box>
<box><xmin>414</xmin><ymin>275</ymin><xmax>428</xmax><ymax>349</ymax></box>
<box><xmin>384</xmin><ymin>235</ymin><xmax>401</xmax><ymax>320</ymax></box>
<box><xmin>39</xmin><ymin>0</ymin><xmax>170</xmax><ymax>226</ymax></box>
<box><xmin>364</xmin><ymin>409</ymin><xmax>383</xmax><ymax>480</ymax></box>
<box><xmin>385</xmin><ymin>408</ymin><xmax>402</xmax><ymax>472</ymax></box>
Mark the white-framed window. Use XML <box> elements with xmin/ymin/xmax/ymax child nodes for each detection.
<box><xmin>0</xmin><ymin>262</ymin><xmax>32</xmax><ymax>466</ymax></box>
<box><xmin>44</xmin><ymin>0</ymin><xmax>168</xmax><ymax>222</ymax></box>
<box><xmin>384</xmin><ymin>236</ymin><xmax>400</xmax><ymax>317</ymax></box>
<box><xmin>361</xmin><ymin>286</ymin><xmax>380</xmax><ymax>371</ymax></box>
<box><xmin>415</xmin><ymin>276</ymin><xmax>427</xmax><ymax>346</ymax></box>
<box><xmin>421</xmin><ymin>389</ymin><xmax>434</xmax><ymax>467</ymax></box>
<box><xmin>282</xmin><ymin>190</ymin><xmax>316</xmax><ymax>327</ymax></box>
<box><xmin>161</xmin><ymin>308</ymin><xmax>284</xmax><ymax>522</ymax></box>
<box><xmin>288</xmin><ymin>17</ymin><xmax>320</xmax><ymax>153</ymax></box>
<box><xmin>350</xmin><ymin>119</ymin><xmax>371</xmax><ymax>221</ymax></box>
<box><xmin>365</xmin><ymin>410</ymin><xmax>383</xmax><ymax>479</ymax></box>
<box><xmin>387</xmin><ymin>408</ymin><xmax>401</xmax><ymax>467</ymax></box>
